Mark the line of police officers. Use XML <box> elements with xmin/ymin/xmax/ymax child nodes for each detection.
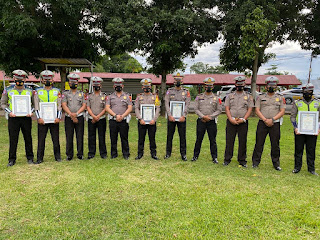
<box><xmin>1</xmin><ymin>70</ymin><xmax>319</xmax><ymax>176</ymax></box>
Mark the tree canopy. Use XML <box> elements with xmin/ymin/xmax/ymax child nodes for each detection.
<box><xmin>190</xmin><ymin>62</ymin><xmax>229</xmax><ymax>74</ymax></box>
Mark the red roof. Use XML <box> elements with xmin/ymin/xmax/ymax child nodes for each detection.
<box><xmin>0</xmin><ymin>71</ymin><xmax>300</xmax><ymax>86</ymax></box>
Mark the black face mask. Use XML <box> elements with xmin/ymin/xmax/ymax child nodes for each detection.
<box><xmin>303</xmin><ymin>92</ymin><xmax>313</xmax><ymax>101</ymax></box>
<box><xmin>15</xmin><ymin>80</ymin><xmax>24</xmax><ymax>86</ymax></box>
<box><xmin>70</xmin><ymin>83</ymin><xmax>78</xmax><ymax>89</ymax></box>
<box><xmin>115</xmin><ymin>86</ymin><xmax>122</xmax><ymax>92</ymax></box>
<box><xmin>94</xmin><ymin>86</ymin><xmax>101</xmax><ymax>91</ymax></box>
<box><xmin>143</xmin><ymin>87</ymin><xmax>151</xmax><ymax>93</ymax></box>
<box><xmin>206</xmin><ymin>87</ymin><xmax>212</xmax><ymax>92</ymax></box>
<box><xmin>236</xmin><ymin>86</ymin><xmax>244</xmax><ymax>91</ymax></box>
<box><xmin>175</xmin><ymin>82</ymin><xmax>181</xmax><ymax>87</ymax></box>
<box><xmin>44</xmin><ymin>80</ymin><xmax>52</xmax><ymax>86</ymax></box>
<box><xmin>267</xmin><ymin>87</ymin><xmax>276</xmax><ymax>93</ymax></box>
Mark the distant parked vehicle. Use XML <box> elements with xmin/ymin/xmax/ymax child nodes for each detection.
<box><xmin>280</xmin><ymin>88</ymin><xmax>320</xmax><ymax>104</ymax></box>
<box><xmin>217</xmin><ymin>85</ymin><xmax>259</xmax><ymax>102</ymax></box>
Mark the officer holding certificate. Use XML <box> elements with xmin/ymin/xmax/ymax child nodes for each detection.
<box><xmin>223</xmin><ymin>76</ymin><xmax>254</xmax><ymax>167</ymax></box>
<box><xmin>1</xmin><ymin>70</ymin><xmax>34</xmax><ymax>166</ymax></box>
<box><xmin>34</xmin><ymin>70</ymin><xmax>62</xmax><ymax>163</ymax></box>
<box><xmin>135</xmin><ymin>78</ymin><xmax>161</xmax><ymax>160</ymax></box>
<box><xmin>290</xmin><ymin>83</ymin><xmax>320</xmax><ymax>176</ymax></box>
<box><xmin>87</xmin><ymin>76</ymin><xmax>107</xmax><ymax>159</ymax></box>
<box><xmin>252</xmin><ymin>76</ymin><xmax>285</xmax><ymax>171</ymax></box>
<box><xmin>164</xmin><ymin>73</ymin><xmax>191</xmax><ymax>161</ymax></box>
<box><xmin>61</xmin><ymin>73</ymin><xmax>86</xmax><ymax>161</ymax></box>
<box><xmin>105</xmin><ymin>77</ymin><xmax>132</xmax><ymax>160</ymax></box>
<box><xmin>191</xmin><ymin>77</ymin><xmax>222</xmax><ymax>163</ymax></box>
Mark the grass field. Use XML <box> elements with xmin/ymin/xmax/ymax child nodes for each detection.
<box><xmin>0</xmin><ymin>114</ymin><xmax>319</xmax><ymax>239</ymax></box>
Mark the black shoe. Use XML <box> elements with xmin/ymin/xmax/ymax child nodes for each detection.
<box><xmin>239</xmin><ymin>164</ymin><xmax>247</xmax><ymax>168</ymax></box>
<box><xmin>56</xmin><ymin>158</ymin><xmax>62</xmax><ymax>162</ymax></box>
<box><xmin>135</xmin><ymin>155</ymin><xmax>143</xmax><ymax>160</ymax></box>
<box><xmin>28</xmin><ymin>160</ymin><xmax>35</xmax><ymax>164</ymax></box>
<box><xmin>66</xmin><ymin>156</ymin><xmax>73</xmax><ymax>161</ymax></box>
<box><xmin>292</xmin><ymin>169</ymin><xmax>300</xmax><ymax>174</ymax></box>
<box><xmin>87</xmin><ymin>155</ymin><xmax>94</xmax><ymax>160</ymax></box>
<box><xmin>123</xmin><ymin>155</ymin><xmax>129</xmax><ymax>160</ymax></box>
<box><xmin>181</xmin><ymin>155</ymin><xmax>187</xmax><ymax>161</ymax></box>
<box><xmin>223</xmin><ymin>162</ymin><xmax>230</xmax><ymax>166</ymax></box>
<box><xmin>101</xmin><ymin>155</ymin><xmax>107</xmax><ymax>159</ymax></box>
<box><xmin>191</xmin><ymin>156</ymin><xmax>198</xmax><ymax>161</ymax></box>
<box><xmin>77</xmin><ymin>156</ymin><xmax>84</xmax><ymax>160</ymax></box>
<box><xmin>212</xmin><ymin>158</ymin><xmax>219</xmax><ymax>164</ymax></box>
<box><xmin>7</xmin><ymin>161</ymin><xmax>15</xmax><ymax>167</ymax></box>
<box><xmin>151</xmin><ymin>155</ymin><xmax>159</xmax><ymax>160</ymax></box>
<box><xmin>275</xmin><ymin>166</ymin><xmax>282</xmax><ymax>171</ymax></box>
<box><xmin>111</xmin><ymin>155</ymin><xmax>118</xmax><ymax>159</ymax></box>
<box><xmin>36</xmin><ymin>160</ymin><xmax>43</xmax><ymax>164</ymax></box>
<box><xmin>164</xmin><ymin>154</ymin><xmax>171</xmax><ymax>159</ymax></box>
<box><xmin>309</xmin><ymin>171</ymin><xmax>319</xmax><ymax>176</ymax></box>
<box><xmin>252</xmin><ymin>165</ymin><xmax>259</xmax><ymax>168</ymax></box>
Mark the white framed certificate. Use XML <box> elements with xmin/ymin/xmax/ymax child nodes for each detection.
<box><xmin>170</xmin><ymin>101</ymin><xmax>185</xmax><ymax>121</ymax></box>
<box><xmin>40</xmin><ymin>102</ymin><xmax>57</xmax><ymax>123</ymax></box>
<box><xmin>12</xmin><ymin>95</ymin><xmax>31</xmax><ymax>116</ymax></box>
<box><xmin>141</xmin><ymin>104</ymin><xmax>155</xmax><ymax>124</ymax></box>
<box><xmin>298</xmin><ymin>111</ymin><xmax>319</xmax><ymax>135</ymax></box>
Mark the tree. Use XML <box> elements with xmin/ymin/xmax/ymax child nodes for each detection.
<box><xmin>264</xmin><ymin>64</ymin><xmax>289</xmax><ymax>75</ymax></box>
<box><xmin>219</xmin><ymin>0</ymin><xmax>310</xmax><ymax>101</ymax></box>
<box><xmin>190</xmin><ymin>62</ymin><xmax>229</xmax><ymax>74</ymax></box>
<box><xmin>137</xmin><ymin>0</ymin><xmax>220</xmax><ymax>114</ymax></box>
<box><xmin>94</xmin><ymin>54</ymin><xmax>142</xmax><ymax>73</ymax></box>
<box><xmin>0</xmin><ymin>0</ymin><xmax>104</xmax><ymax>89</ymax></box>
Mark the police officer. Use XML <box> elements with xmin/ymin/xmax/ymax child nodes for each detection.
<box><xmin>106</xmin><ymin>78</ymin><xmax>132</xmax><ymax>160</ymax></box>
<box><xmin>223</xmin><ymin>76</ymin><xmax>254</xmax><ymax>167</ymax></box>
<box><xmin>164</xmin><ymin>73</ymin><xmax>191</xmax><ymax>161</ymax></box>
<box><xmin>191</xmin><ymin>77</ymin><xmax>222</xmax><ymax>163</ymax></box>
<box><xmin>135</xmin><ymin>78</ymin><xmax>161</xmax><ymax>160</ymax></box>
<box><xmin>1</xmin><ymin>70</ymin><xmax>34</xmax><ymax>166</ymax></box>
<box><xmin>87</xmin><ymin>76</ymin><xmax>107</xmax><ymax>159</ymax></box>
<box><xmin>291</xmin><ymin>83</ymin><xmax>320</xmax><ymax>176</ymax></box>
<box><xmin>34</xmin><ymin>70</ymin><xmax>62</xmax><ymax>163</ymax></box>
<box><xmin>252</xmin><ymin>76</ymin><xmax>285</xmax><ymax>170</ymax></box>
<box><xmin>61</xmin><ymin>73</ymin><xmax>86</xmax><ymax>160</ymax></box>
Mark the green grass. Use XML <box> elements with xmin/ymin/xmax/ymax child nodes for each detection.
<box><xmin>0</xmin><ymin>114</ymin><xmax>319</xmax><ymax>239</ymax></box>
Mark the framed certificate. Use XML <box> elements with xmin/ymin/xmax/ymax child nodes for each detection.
<box><xmin>298</xmin><ymin>111</ymin><xmax>319</xmax><ymax>135</ymax></box>
<box><xmin>170</xmin><ymin>101</ymin><xmax>185</xmax><ymax>121</ymax></box>
<box><xmin>40</xmin><ymin>102</ymin><xmax>57</xmax><ymax>123</ymax></box>
<box><xmin>12</xmin><ymin>95</ymin><xmax>31</xmax><ymax>116</ymax></box>
<box><xmin>141</xmin><ymin>104</ymin><xmax>155</xmax><ymax>124</ymax></box>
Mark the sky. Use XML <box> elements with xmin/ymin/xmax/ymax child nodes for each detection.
<box><xmin>132</xmin><ymin>40</ymin><xmax>320</xmax><ymax>85</ymax></box>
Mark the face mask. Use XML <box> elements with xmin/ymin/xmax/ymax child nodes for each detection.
<box><xmin>267</xmin><ymin>86</ymin><xmax>275</xmax><ymax>93</ymax></box>
<box><xmin>70</xmin><ymin>83</ymin><xmax>78</xmax><ymax>89</ymax></box>
<box><xmin>303</xmin><ymin>92</ymin><xmax>313</xmax><ymax>101</ymax></box>
<box><xmin>44</xmin><ymin>80</ymin><xmax>52</xmax><ymax>86</ymax></box>
<box><xmin>94</xmin><ymin>86</ymin><xmax>101</xmax><ymax>91</ymax></box>
<box><xmin>236</xmin><ymin>86</ymin><xmax>244</xmax><ymax>91</ymax></box>
<box><xmin>175</xmin><ymin>82</ymin><xmax>181</xmax><ymax>87</ymax></box>
<box><xmin>15</xmin><ymin>80</ymin><xmax>24</xmax><ymax>86</ymax></box>
<box><xmin>206</xmin><ymin>87</ymin><xmax>212</xmax><ymax>92</ymax></box>
<box><xmin>143</xmin><ymin>87</ymin><xmax>151</xmax><ymax>93</ymax></box>
<box><xmin>115</xmin><ymin>86</ymin><xmax>122</xmax><ymax>92</ymax></box>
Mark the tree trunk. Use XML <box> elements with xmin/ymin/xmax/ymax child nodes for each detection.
<box><xmin>160</xmin><ymin>70</ymin><xmax>167</xmax><ymax>116</ymax></box>
<box><xmin>60</xmin><ymin>67</ymin><xmax>67</xmax><ymax>91</ymax></box>
<box><xmin>251</xmin><ymin>52</ymin><xmax>259</xmax><ymax>103</ymax></box>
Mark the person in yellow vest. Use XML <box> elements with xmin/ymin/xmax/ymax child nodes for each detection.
<box><xmin>290</xmin><ymin>83</ymin><xmax>320</xmax><ymax>176</ymax></box>
<box><xmin>61</xmin><ymin>73</ymin><xmax>87</xmax><ymax>160</ymax></box>
<box><xmin>1</xmin><ymin>70</ymin><xmax>34</xmax><ymax>166</ymax></box>
<box><xmin>135</xmin><ymin>78</ymin><xmax>161</xmax><ymax>160</ymax></box>
<box><xmin>34</xmin><ymin>70</ymin><xmax>62</xmax><ymax>163</ymax></box>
